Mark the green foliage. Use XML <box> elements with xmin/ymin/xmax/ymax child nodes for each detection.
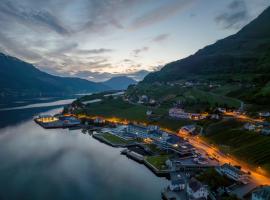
<box><xmin>205</xmin><ymin>119</ymin><xmax>270</xmax><ymax>172</ymax></box>
<box><xmin>141</xmin><ymin>7</ymin><xmax>270</xmax><ymax>106</ymax></box>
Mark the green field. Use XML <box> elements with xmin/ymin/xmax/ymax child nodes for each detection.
<box><xmin>82</xmin><ymin>99</ymin><xmax>148</xmax><ymax>122</ymax></box>
<box><xmin>77</xmin><ymin>98</ymin><xmax>192</xmax><ymax>132</ymax></box>
<box><xmin>100</xmin><ymin>132</ymin><xmax>129</xmax><ymax>145</ymax></box>
<box><xmin>127</xmin><ymin>83</ymin><xmax>241</xmax><ymax>112</ymax></box>
<box><xmin>145</xmin><ymin>155</ymin><xmax>170</xmax><ymax>170</ymax></box>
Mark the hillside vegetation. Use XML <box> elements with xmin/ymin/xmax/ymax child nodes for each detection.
<box><xmin>142</xmin><ymin>7</ymin><xmax>270</xmax><ymax>105</ymax></box>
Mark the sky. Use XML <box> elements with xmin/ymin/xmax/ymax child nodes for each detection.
<box><xmin>0</xmin><ymin>0</ymin><xmax>269</xmax><ymax>82</ymax></box>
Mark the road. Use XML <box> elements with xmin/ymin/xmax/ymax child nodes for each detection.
<box><xmin>184</xmin><ymin>134</ymin><xmax>270</xmax><ymax>185</ymax></box>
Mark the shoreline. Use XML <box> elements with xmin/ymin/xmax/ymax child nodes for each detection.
<box><xmin>73</xmin><ymin>113</ymin><xmax>270</xmax><ymax>185</ymax></box>
<box><xmin>92</xmin><ymin>133</ymin><xmax>170</xmax><ymax>178</ymax></box>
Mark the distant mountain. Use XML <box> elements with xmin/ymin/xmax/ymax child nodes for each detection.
<box><xmin>0</xmin><ymin>53</ymin><xmax>110</xmax><ymax>97</ymax></box>
<box><xmin>103</xmin><ymin>76</ymin><xmax>137</xmax><ymax>90</ymax></box>
<box><xmin>143</xmin><ymin>6</ymin><xmax>270</xmax><ymax>83</ymax></box>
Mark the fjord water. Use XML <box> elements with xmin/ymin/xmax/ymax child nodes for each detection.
<box><xmin>0</xmin><ymin>100</ymin><xmax>168</xmax><ymax>200</ymax></box>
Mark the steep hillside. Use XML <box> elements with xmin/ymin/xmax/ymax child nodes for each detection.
<box><xmin>103</xmin><ymin>76</ymin><xmax>137</xmax><ymax>90</ymax></box>
<box><xmin>0</xmin><ymin>53</ymin><xmax>110</xmax><ymax>97</ymax></box>
<box><xmin>143</xmin><ymin>7</ymin><xmax>270</xmax><ymax>86</ymax></box>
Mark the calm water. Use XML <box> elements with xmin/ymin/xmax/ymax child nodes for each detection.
<box><xmin>0</xmin><ymin>99</ymin><xmax>168</xmax><ymax>200</ymax></box>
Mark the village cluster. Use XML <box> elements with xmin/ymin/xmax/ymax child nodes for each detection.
<box><xmin>34</xmin><ymin>89</ymin><xmax>270</xmax><ymax>200</ymax></box>
<box><xmin>80</xmin><ymin>119</ymin><xmax>269</xmax><ymax>200</ymax></box>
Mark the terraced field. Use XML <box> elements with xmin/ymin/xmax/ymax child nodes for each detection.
<box><xmin>205</xmin><ymin>119</ymin><xmax>270</xmax><ymax>173</ymax></box>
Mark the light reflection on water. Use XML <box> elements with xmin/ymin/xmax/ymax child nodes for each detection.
<box><xmin>0</xmin><ymin>106</ymin><xmax>168</xmax><ymax>200</ymax></box>
<box><xmin>0</xmin><ymin>99</ymin><xmax>75</xmax><ymax>111</ymax></box>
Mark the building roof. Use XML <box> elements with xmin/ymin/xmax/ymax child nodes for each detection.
<box><xmin>128</xmin><ymin>124</ymin><xmax>147</xmax><ymax>132</ymax></box>
<box><xmin>172</xmin><ymin>178</ymin><xmax>185</xmax><ymax>185</ymax></box>
<box><xmin>170</xmin><ymin>173</ymin><xmax>185</xmax><ymax>185</ymax></box>
<box><xmin>222</xmin><ymin>163</ymin><xmax>244</xmax><ymax>175</ymax></box>
<box><xmin>166</xmin><ymin>135</ymin><xmax>182</xmax><ymax>144</ymax></box>
<box><xmin>188</xmin><ymin>178</ymin><xmax>204</xmax><ymax>193</ymax></box>
<box><xmin>253</xmin><ymin>186</ymin><xmax>270</xmax><ymax>199</ymax></box>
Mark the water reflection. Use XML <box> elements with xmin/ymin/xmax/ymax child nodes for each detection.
<box><xmin>0</xmin><ymin>105</ymin><xmax>168</xmax><ymax>200</ymax></box>
<box><xmin>0</xmin><ymin>99</ymin><xmax>75</xmax><ymax>111</ymax></box>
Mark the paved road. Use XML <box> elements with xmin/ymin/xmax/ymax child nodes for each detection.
<box><xmin>184</xmin><ymin>135</ymin><xmax>270</xmax><ymax>185</ymax></box>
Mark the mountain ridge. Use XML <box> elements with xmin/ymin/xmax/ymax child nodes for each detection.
<box><xmin>102</xmin><ymin>76</ymin><xmax>137</xmax><ymax>90</ymax></box>
<box><xmin>143</xmin><ymin>6</ymin><xmax>270</xmax><ymax>83</ymax></box>
<box><xmin>0</xmin><ymin>53</ymin><xmax>110</xmax><ymax>97</ymax></box>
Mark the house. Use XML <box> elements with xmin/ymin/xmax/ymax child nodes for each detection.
<box><xmin>169</xmin><ymin>108</ymin><xmax>206</xmax><ymax>120</ymax></box>
<box><xmin>179</xmin><ymin>125</ymin><xmax>196</xmax><ymax>135</ymax></box>
<box><xmin>190</xmin><ymin>113</ymin><xmax>206</xmax><ymax>120</ymax></box>
<box><xmin>127</xmin><ymin>124</ymin><xmax>148</xmax><ymax>138</ymax></box>
<box><xmin>148</xmin><ymin>125</ymin><xmax>160</xmax><ymax>132</ymax></box>
<box><xmin>217</xmin><ymin>163</ymin><xmax>249</xmax><ymax>184</ymax></box>
<box><xmin>93</xmin><ymin>117</ymin><xmax>105</xmax><ymax>124</ymax></box>
<box><xmin>140</xmin><ymin>95</ymin><xmax>148</xmax><ymax>103</ymax></box>
<box><xmin>211</xmin><ymin>114</ymin><xmax>220</xmax><ymax>120</ymax></box>
<box><xmin>259</xmin><ymin>112</ymin><xmax>270</xmax><ymax>118</ymax></box>
<box><xmin>169</xmin><ymin>173</ymin><xmax>185</xmax><ymax>191</ymax></box>
<box><xmin>166</xmin><ymin>134</ymin><xmax>182</xmax><ymax>146</ymax></box>
<box><xmin>244</xmin><ymin>123</ymin><xmax>256</xmax><ymax>131</ymax></box>
<box><xmin>146</xmin><ymin>110</ymin><xmax>152</xmax><ymax>116</ymax></box>
<box><xmin>169</xmin><ymin>108</ymin><xmax>189</xmax><ymax>119</ymax></box>
<box><xmin>187</xmin><ymin>178</ymin><xmax>208</xmax><ymax>199</ymax></box>
<box><xmin>261</xmin><ymin>128</ymin><xmax>270</xmax><ymax>136</ymax></box>
<box><xmin>252</xmin><ymin>186</ymin><xmax>270</xmax><ymax>200</ymax></box>
<box><xmin>149</xmin><ymin>99</ymin><xmax>157</xmax><ymax>106</ymax></box>
<box><xmin>217</xmin><ymin>108</ymin><xmax>226</xmax><ymax>113</ymax></box>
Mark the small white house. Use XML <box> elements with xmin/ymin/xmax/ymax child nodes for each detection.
<box><xmin>187</xmin><ymin>178</ymin><xmax>208</xmax><ymax>199</ymax></box>
<box><xmin>244</xmin><ymin>123</ymin><xmax>256</xmax><ymax>131</ymax></box>
<box><xmin>146</xmin><ymin>110</ymin><xmax>152</xmax><ymax>116</ymax></box>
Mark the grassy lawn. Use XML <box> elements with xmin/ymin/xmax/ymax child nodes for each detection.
<box><xmin>145</xmin><ymin>155</ymin><xmax>171</xmax><ymax>170</ymax></box>
<box><xmin>100</xmin><ymin>132</ymin><xmax>129</xmax><ymax>145</ymax></box>
<box><xmin>82</xmin><ymin>99</ymin><xmax>148</xmax><ymax>122</ymax></box>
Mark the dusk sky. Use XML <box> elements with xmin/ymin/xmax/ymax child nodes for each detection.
<box><xmin>0</xmin><ymin>0</ymin><xmax>269</xmax><ymax>82</ymax></box>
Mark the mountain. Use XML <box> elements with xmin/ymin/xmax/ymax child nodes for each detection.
<box><xmin>0</xmin><ymin>53</ymin><xmax>110</xmax><ymax>97</ymax></box>
<box><xmin>143</xmin><ymin>7</ymin><xmax>270</xmax><ymax>83</ymax></box>
<box><xmin>103</xmin><ymin>76</ymin><xmax>137</xmax><ymax>90</ymax></box>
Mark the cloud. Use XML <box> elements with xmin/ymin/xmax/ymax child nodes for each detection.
<box><xmin>75</xmin><ymin>48</ymin><xmax>113</xmax><ymax>55</ymax></box>
<box><xmin>215</xmin><ymin>0</ymin><xmax>250</xmax><ymax>29</ymax></box>
<box><xmin>0</xmin><ymin>0</ymin><xmax>69</xmax><ymax>35</ymax></box>
<box><xmin>133</xmin><ymin>46</ymin><xmax>149</xmax><ymax>57</ymax></box>
<box><xmin>0</xmin><ymin>31</ymin><xmax>42</xmax><ymax>62</ymax></box>
<box><xmin>152</xmin><ymin>33</ymin><xmax>170</xmax><ymax>42</ymax></box>
<box><xmin>130</xmin><ymin>0</ymin><xmax>195</xmax><ymax>30</ymax></box>
<box><xmin>73</xmin><ymin>69</ymin><xmax>150</xmax><ymax>82</ymax></box>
